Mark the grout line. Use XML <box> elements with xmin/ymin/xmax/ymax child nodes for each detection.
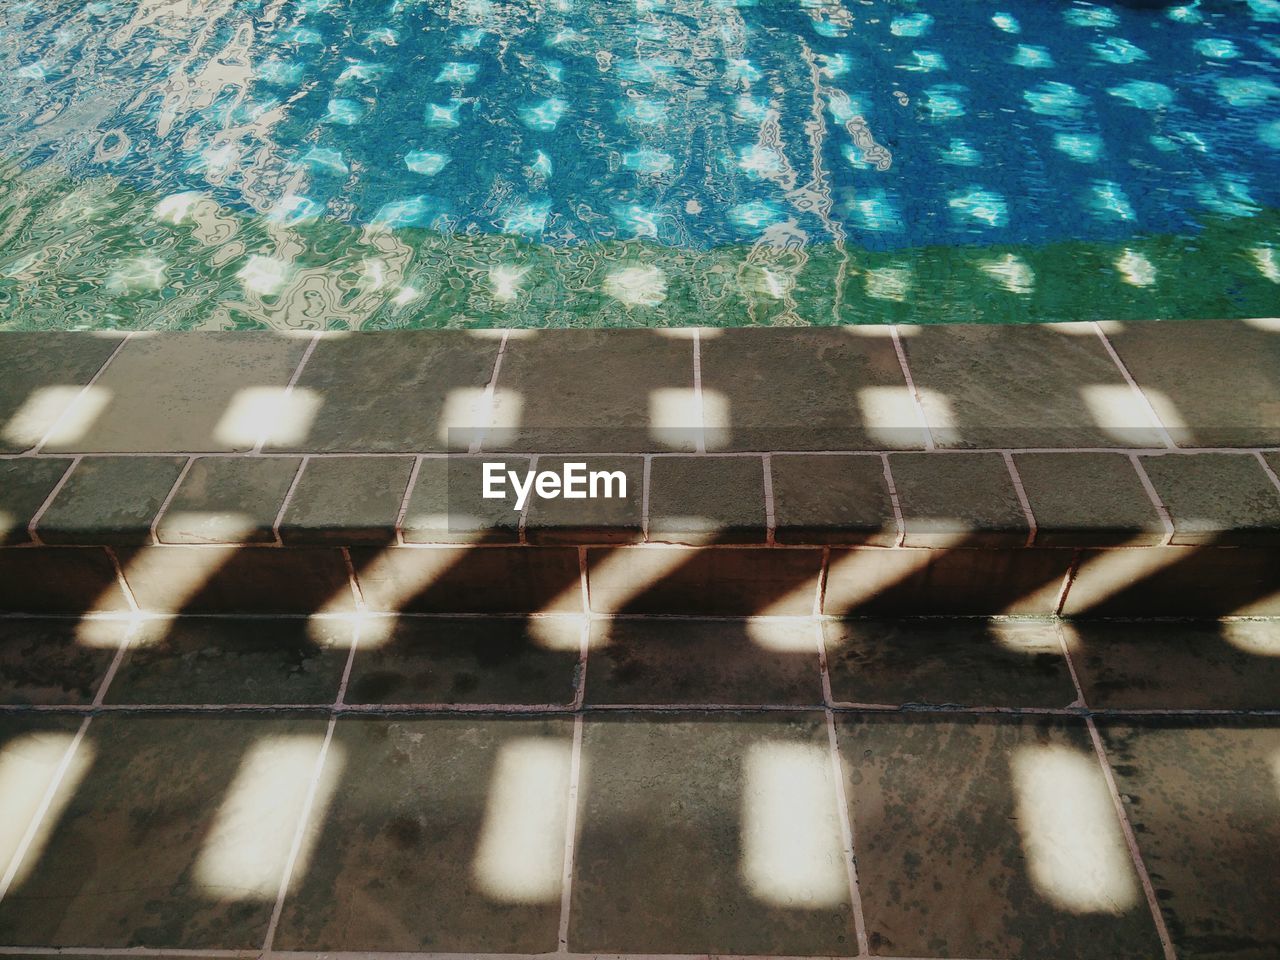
<box><xmin>333</xmin><ymin>615</ymin><xmax>363</xmax><ymax>709</ymax></box>
<box><xmin>762</xmin><ymin>453</ymin><xmax>776</xmax><ymax>545</ymax></box>
<box><xmin>691</xmin><ymin>329</ymin><xmax>707</xmax><ymax>455</ymax></box>
<box><xmin>575</xmin><ymin>545</ymin><xmax>591</xmax><ymax>710</ymax></box>
<box><xmin>272</xmin><ymin>456</ymin><xmax>310</xmax><ymax>545</ymax></box>
<box><xmin>1051</xmin><ymin>622</ymin><xmax>1178</xmax><ymax>960</ymax></box>
<box><xmin>0</xmin><ymin>715</ymin><xmax>93</xmax><ymax>905</ymax></box>
<box><xmin>556</xmin><ymin>714</ymin><xmax>585</xmax><ymax>952</ymax></box>
<box><xmin>470</xmin><ymin>331</ymin><xmax>510</xmax><ymax>455</ymax></box>
<box><xmin>879</xmin><ymin>452</ymin><xmax>906</xmax><ymax>547</ymax></box>
<box><xmin>340</xmin><ymin>546</ymin><xmax>367</xmax><ymax>613</ymax></box>
<box><xmin>577</xmin><ymin>546</ymin><xmax>592</xmax><ymax>620</ymax></box>
<box><xmin>91</xmin><ymin>617</ymin><xmax>142</xmax><ymax>708</ymax></box>
<box><xmin>1093</xmin><ymin>322</ymin><xmax>1177</xmax><ymax>450</ymax></box>
<box><xmin>517</xmin><ymin>454</ymin><xmax>538</xmax><ymax>545</ymax></box>
<box><xmin>395</xmin><ymin>454</ymin><xmax>425</xmax><ymax>546</ymax></box>
<box><xmin>1054</xmin><ymin>549</ymin><xmax>1081</xmax><ymax>617</ymax></box>
<box><xmin>640</xmin><ymin>455</ymin><xmax>652</xmax><ymax>541</ymax></box>
<box><xmin>1254</xmin><ymin>450</ymin><xmax>1280</xmax><ymax>499</ymax></box>
<box><xmin>1002</xmin><ymin>452</ymin><xmax>1037</xmax><ymax>548</ymax></box>
<box><xmin>888</xmin><ymin>325</ymin><xmax>935</xmax><ymax>451</ymax></box>
<box><xmin>30</xmin><ymin>332</ymin><xmax>133</xmax><ymax>456</ymax></box>
<box><xmin>261</xmin><ymin>714</ymin><xmax>339</xmax><ymax>953</ymax></box>
<box><xmin>814</xmin><ymin>545</ymin><xmax>830</xmax><ymax>617</ymax></box>
<box><xmin>253</xmin><ymin>332</ymin><xmax>321</xmax><ymax>455</ymax></box>
<box><xmin>103</xmin><ymin>545</ymin><xmax>141</xmax><ymax>614</ymax></box>
<box><xmin>815</xmin><ymin>622</ymin><xmax>871</xmax><ymax>957</ymax></box>
<box><xmin>26</xmin><ymin>456</ymin><xmax>81</xmax><ymax>546</ymax></box>
<box><xmin>1129</xmin><ymin>454</ymin><xmax>1176</xmax><ymax>546</ymax></box>
<box><xmin>150</xmin><ymin>456</ymin><xmax>196</xmax><ymax>546</ymax></box>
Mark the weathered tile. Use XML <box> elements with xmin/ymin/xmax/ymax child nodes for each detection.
<box><xmin>266</xmin><ymin>332</ymin><xmax>498</xmax><ymax>452</ymax></box>
<box><xmin>841</xmin><ymin>714</ymin><xmax>1162</xmax><ymax>959</ymax></box>
<box><xmin>772</xmin><ymin>454</ymin><xmax>897</xmax><ymax>546</ymax></box>
<box><xmin>586</xmin><ymin>546</ymin><xmax>822</xmax><ymax>616</ymax></box>
<box><xmin>274</xmin><ymin>717</ymin><xmax>572</xmax><ymax>953</ymax></box>
<box><xmin>484</xmin><ymin>330</ymin><xmax>697</xmax><ymax>452</ymax></box>
<box><xmin>156</xmin><ymin>457</ymin><xmax>301</xmax><ymax>544</ymax></box>
<box><xmin>118</xmin><ymin>546</ymin><xmax>355</xmax><ymax>615</ymax></box>
<box><xmin>1066</xmin><ymin>620</ymin><xmax>1280</xmax><ymax>710</ymax></box>
<box><xmin>1014</xmin><ymin>452</ymin><xmax>1166</xmax><ymax>547</ymax></box>
<box><xmin>900</xmin><ymin>322</ymin><xmax>1165</xmax><ymax>448</ymax></box>
<box><xmin>0</xmin><ymin>333</ymin><xmax>122</xmax><ymax>453</ymax></box>
<box><xmin>37</xmin><ymin>456</ymin><xmax>187</xmax><ymax>545</ymax></box>
<box><xmin>586</xmin><ymin>619</ymin><xmax>821</xmax><ymax>705</ymax></box>
<box><xmin>0</xmin><ymin>715</ymin><xmax>327</xmax><ymax>948</ymax></box>
<box><xmin>824</xmin><ymin>547</ymin><xmax>1072</xmax><ymax>616</ymax></box>
<box><xmin>0</xmin><ymin>546</ymin><xmax>130</xmax><ymax>613</ymax></box>
<box><xmin>647</xmin><ymin>456</ymin><xmax>766</xmax><ymax>544</ymax></box>
<box><xmin>400</xmin><ymin>456</ymin><xmax>528</xmax><ymax>544</ymax></box>
<box><xmin>524</xmin><ymin>456</ymin><xmax>644</xmax><ymax>544</ymax></box>
<box><xmin>0</xmin><ymin>619</ymin><xmax>123</xmax><ymax>704</ymax></box>
<box><xmin>1106</xmin><ymin>319</ymin><xmax>1280</xmax><ymax>447</ymax></box>
<box><xmin>697</xmin><ymin>328</ymin><xmax>920</xmax><ymax>450</ymax></box>
<box><xmin>0</xmin><ymin>716</ymin><xmax>85</xmax><ymax>888</ymax></box>
<box><xmin>571</xmin><ymin>713</ymin><xmax>852</xmax><ymax>954</ymax></box>
<box><xmin>1100</xmin><ymin>720</ymin><xmax>1280</xmax><ymax>958</ymax></box>
<box><xmin>890</xmin><ymin>452</ymin><xmax>1029</xmax><ymax>547</ymax></box>
<box><xmin>279</xmin><ymin>456</ymin><xmax>414</xmax><ymax>545</ymax></box>
<box><xmin>40</xmin><ymin>333</ymin><xmax>310</xmax><ymax>453</ymax></box>
<box><xmin>350</xmin><ymin>546</ymin><xmax>582</xmax><ymax>613</ymax></box>
<box><xmin>1140</xmin><ymin>453</ymin><xmax>1280</xmax><ymax>546</ymax></box>
<box><xmin>824</xmin><ymin>619</ymin><xmax>1075</xmax><ymax>708</ymax></box>
<box><xmin>1063</xmin><ymin>546</ymin><xmax>1280</xmax><ymax>617</ymax></box>
<box><xmin>106</xmin><ymin>618</ymin><xmax>353</xmax><ymax>705</ymax></box>
<box><xmin>346</xmin><ymin>616</ymin><xmax>581</xmax><ymax>705</ymax></box>
<box><xmin>0</xmin><ymin>458</ymin><xmax>72</xmax><ymax>544</ymax></box>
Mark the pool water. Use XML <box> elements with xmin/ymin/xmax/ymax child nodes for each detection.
<box><xmin>0</xmin><ymin>0</ymin><xmax>1277</xmax><ymax>329</ymax></box>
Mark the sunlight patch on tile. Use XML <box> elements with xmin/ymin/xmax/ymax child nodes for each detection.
<box><xmin>740</xmin><ymin>741</ymin><xmax>846</xmax><ymax>908</ymax></box>
<box><xmin>472</xmin><ymin>737</ymin><xmax>571</xmax><ymax>903</ymax></box>
<box><xmin>1078</xmin><ymin>384</ymin><xmax>1161</xmax><ymax>444</ymax></box>
<box><xmin>858</xmin><ymin>385</ymin><xmax>933</xmax><ymax>449</ymax></box>
<box><xmin>1011</xmin><ymin>743</ymin><xmax>1140</xmax><ymax>915</ymax></box>
<box><xmin>216</xmin><ymin>387</ymin><xmax>321</xmax><ymax>448</ymax></box>
<box><xmin>5</xmin><ymin>385</ymin><xmax>111</xmax><ymax>449</ymax></box>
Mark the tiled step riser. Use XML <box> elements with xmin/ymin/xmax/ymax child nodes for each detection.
<box><xmin>4</xmin><ymin>544</ymin><xmax>1278</xmax><ymax>618</ymax></box>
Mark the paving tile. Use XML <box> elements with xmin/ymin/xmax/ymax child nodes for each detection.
<box><xmin>0</xmin><ymin>715</ymin><xmax>85</xmax><ymax>887</ymax></box>
<box><xmin>647</xmin><ymin>456</ymin><xmax>766</xmax><ymax>544</ymax></box>
<box><xmin>1065</xmin><ymin>620</ymin><xmax>1280</xmax><ymax>710</ymax></box>
<box><xmin>1105</xmin><ymin>318</ymin><xmax>1280</xmax><ymax>447</ymax></box>
<box><xmin>0</xmin><ymin>333</ymin><xmax>122</xmax><ymax>453</ymax></box>
<box><xmin>0</xmin><ymin>458</ymin><xmax>72</xmax><ymax>544</ymax></box>
<box><xmin>697</xmin><ymin>328</ymin><xmax>920</xmax><ymax>450</ymax></box>
<box><xmin>0</xmin><ymin>714</ymin><xmax>327</xmax><ymax>948</ymax></box>
<box><xmin>274</xmin><ymin>716</ymin><xmax>572</xmax><ymax>953</ymax></box>
<box><xmin>890</xmin><ymin>452</ymin><xmax>1029</xmax><ymax>547</ymax></box>
<box><xmin>524</xmin><ymin>456</ymin><xmax>645</xmax><ymax>544</ymax></box>
<box><xmin>585</xmin><ymin>619</ymin><xmax>821</xmax><ymax>705</ymax></box>
<box><xmin>484</xmin><ymin>329</ymin><xmax>697</xmax><ymax>452</ymax></box>
<box><xmin>350</xmin><ymin>546</ymin><xmax>582</xmax><ymax>613</ymax></box>
<box><xmin>36</xmin><ymin>456</ymin><xmax>187</xmax><ymax>545</ymax></box>
<box><xmin>118</xmin><ymin>546</ymin><xmax>355</xmax><ymax>615</ymax></box>
<box><xmin>345</xmin><ymin>616</ymin><xmax>581</xmax><ymax>705</ymax></box>
<box><xmin>772</xmin><ymin>454</ymin><xmax>897</xmax><ymax>545</ymax></box>
<box><xmin>1014</xmin><ymin>452</ymin><xmax>1166</xmax><ymax>547</ymax></box>
<box><xmin>1139</xmin><ymin>453</ymin><xmax>1280</xmax><ymax>546</ymax></box>
<box><xmin>267</xmin><ymin>332</ymin><xmax>499</xmax><ymax>452</ymax></box>
<box><xmin>570</xmin><ymin>713</ymin><xmax>854</xmax><ymax>955</ymax></box>
<box><xmin>841</xmin><ymin>714</ymin><xmax>1162</xmax><ymax>959</ymax></box>
<box><xmin>1063</xmin><ymin>546</ymin><xmax>1280</xmax><ymax>617</ymax></box>
<box><xmin>586</xmin><ymin>546</ymin><xmax>822</xmax><ymax>616</ymax></box>
<box><xmin>105</xmin><ymin>618</ymin><xmax>354</xmax><ymax>705</ymax></box>
<box><xmin>900</xmin><ymin>322</ymin><xmax>1166</xmax><ymax>448</ymax></box>
<box><xmin>401</xmin><ymin>456</ymin><xmax>528</xmax><ymax>544</ymax></box>
<box><xmin>0</xmin><ymin>546</ymin><xmax>131</xmax><ymax>614</ymax></box>
<box><xmin>823</xmin><ymin>618</ymin><xmax>1075</xmax><ymax>708</ymax></box>
<box><xmin>1099</xmin><ymin>720</ymin><xmax>1280</xmax><ymax>958</ymax></box>
<box><xmin>40</xmin><ymin>333</ymin><xmax>310</xmax><ymax>453</ymax></box>
<box><xmin>156</xmin><ymin>457</ymin><xmax>301</xmax><ymax>544</ymax></box>
<box><xmin>279</xmin><ymin>456</ymin><xmax>414</xmax><ymax>545</ymax></box>
<box><xmin>0</xmin><ymin>619</ymin><xmax>124</xmax><ymax>705</ymax></box>
<box><xmin>824</xmin><ymin>547</ymin><xmax>1071</xmax><ymax>616</ymax></box>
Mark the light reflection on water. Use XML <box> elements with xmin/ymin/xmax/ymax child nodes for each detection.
<box><xmin>0</xmin><ymin>0</ymin><xmax>1277</xmax><ymax>329</ymax></box>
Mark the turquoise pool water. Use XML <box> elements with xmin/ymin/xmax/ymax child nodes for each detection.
<box><xmin>0</xmin><ymin>0</ymin><xmax>1277</xmax><ymax>328</ymax></box>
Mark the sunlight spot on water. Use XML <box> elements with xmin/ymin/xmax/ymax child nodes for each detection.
<box><xmin>105</xmin><ymin>257</ymin><xmax>166</xmax><ymax>294</ymax></box>
<box><xmin>865</xmin><ymin>266</ymin><xmax>911</xmax><ymax>301</ymax></box>
<box><xmin>154</xmin><ymin>191</ymin><xmax>206</xmax><ymax>225</ymax></box>
<box><xmin>1054</xmin><ymin>133</ymin><xmax>1103</xmax><ymax>163</ymax></box>
<box><xmin>604</xmin><ymin>265</ymin><xmax>667</xmax><ymax>307</ymax></box>
<box><xmin>1116</xmin><ymin>249</ymin><xmax>1157</xmax><ymax>287</ymax></box>
<box><xmin>237</xmin><ymin>255</ymin><xmax>290</xmax><ymax>294</ymax></box>
<box><xmin>1250</xmin><ymin>247</ymin><xmax>1280</xmax><ymax>283</ymax></box>
<box><xmin>489</xmin><ymin>265</ymin><xmax>530</xmax><ymax>302</ymax></box>
<box><xmin>992</xmin><ymin>12</ymin><xmax>1020</xmax><ymax>33</ymax></box>
<box><xmin>979</xmin><ymin>254</ymin><xmax>1035</xmax><ymax>294</ymax></box>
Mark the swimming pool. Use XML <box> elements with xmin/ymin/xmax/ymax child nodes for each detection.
<box><xmin>0</xmin><ymin>0</ymin><xmax>1277</xmax><ymax>329</ymax></box>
